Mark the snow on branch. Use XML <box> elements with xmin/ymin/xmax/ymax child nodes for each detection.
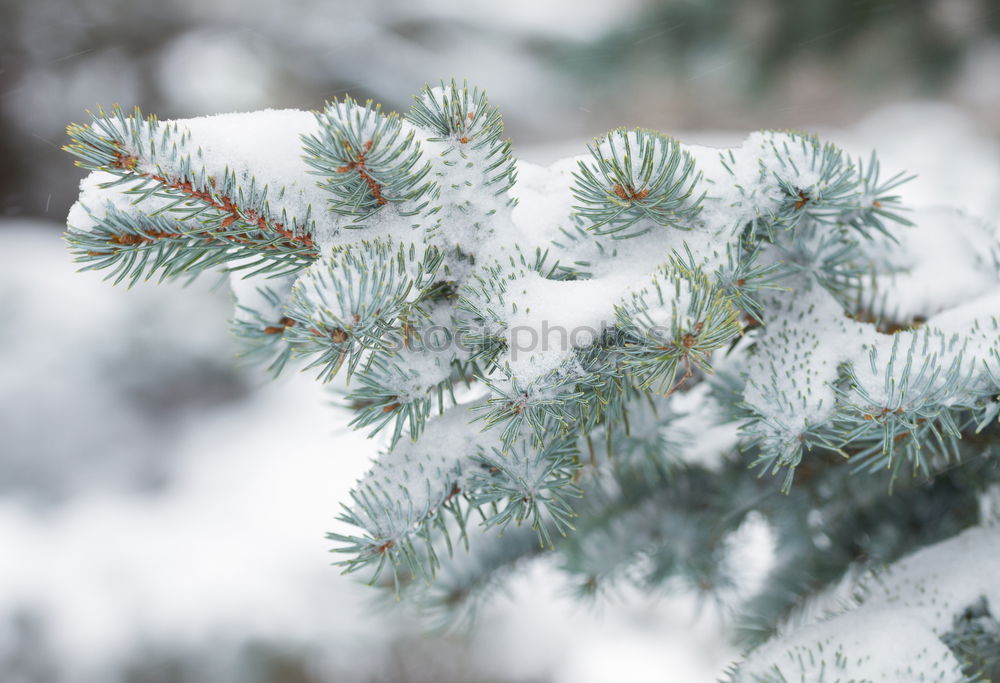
<box><xmin>64</xmin><ymin>80</ymin><xmax>1000</xmax><ymax>660</ymax></box>
<box><xmin>728</xmin><ymin>522</ymin><xmax>1000</xmax><ymax>681</ymax></box>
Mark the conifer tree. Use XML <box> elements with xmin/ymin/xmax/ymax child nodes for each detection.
<box><xmin>64</xmin><ymin>80</ymin><xmax>1000</xmax><ymax>679</ymax></box>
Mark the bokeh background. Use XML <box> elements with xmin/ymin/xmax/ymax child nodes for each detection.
<box><xmin>1</xmin><ymin>1</ymin><xmax>999</xmax><ymax>681</ymax></box>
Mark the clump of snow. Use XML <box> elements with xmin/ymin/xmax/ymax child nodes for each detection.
<box><xmin>733</xmin><ymin>524</ymin><xmax>1000</xmax><ymax>681</ymax></box>
<box><xmin>374</xmin><ymin>301</ymin><xmax>468</xmax><ymax>402</ymax></box>
<box><xmin>831</xmin><ymin>102</ymin><xmax>1000</xmax><ymax>226</ymax></box>
<box><xmin>742</xmin><ymin>286</ymin><xmax>872</xmax><ymax>454</ymax></box>
<box><xmin>859</xmin><ymin>206</ymin><xmax>1000</xmax><ymax>322</ymax></box>
<box><xmin>348</xmin><ymin>402</ymin><xmax>498</xmax><ymax>542</ymax></box>
<box><xmin>741</xmin><ymin>199</ymin><xmax>1000</xmax><ymax>464</ymax></box>
<box><xmin>501</xmin><ymin>271</ymin><xmax>623</xmax><ymax>382</ymax></box>
<box><xmin>68</xmin><ymin>170</ymin><xmax>196</xmax><ymax>234</ymax></box>
<box><xmin>510</xmin><ymin>156</ymin><xmax>585</xmax><ymax>252</ymax></box>
<box><xmin>701</xmin><ymin>131</ymin><xmax>824</xmax><ymax>232</ymax></box>
<box><xmin>182</xmin><ymin>109</ymin><xmax>329</xmax><ymax>235</ymax></box>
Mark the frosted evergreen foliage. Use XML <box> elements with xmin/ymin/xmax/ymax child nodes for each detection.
<box><xmin>64</xmin><ymin>80</ymin><xmax>1000</xmax><ymax>676</ymax></box>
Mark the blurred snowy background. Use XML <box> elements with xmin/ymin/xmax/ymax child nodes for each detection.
<box><xmin>1</xmin><ymin>0</ymin><xmax>999</xmax><ymax>681</ymax></box>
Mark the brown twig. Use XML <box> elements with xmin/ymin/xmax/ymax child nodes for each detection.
<box><xmin>111</xmin><ymin>148</ymin><xmax>318</xmax><ymax>255</ymax></box>
<box><xmin>335</xmin><ymin>140</ymin><xmax>387</xmax><ymax>206</ymax></box>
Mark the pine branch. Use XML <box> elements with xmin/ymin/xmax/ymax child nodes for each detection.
<box><xmin>66</xmin><ymin>203</ymin><xmax>240</xmax><ymax>286</ymax></box>
<box><xmin>62</xmin><ymin>81</ymin><xmax>1000</xmax><ymax>663</ymax></box>
<box><xmin>283</xmin><ymin>239</ymin><xmax>442</xmax><ymax>381</ymax></box>
<box><xmin>65</xmin><ymin>106</ymin><xmax>318</xmax><ymax>278</ymax></box>
<box><xmin>616</xmin><ymin>262</ymin><xmax>742</xmax><ymax>393</ymax></box>
<box><xmin>467</xmin><ymin>437</ymin><xmax>582</xmax><ymax>548</ymax></box>
<box><xmin>302</xmin><ymin>97</ymin><xmax>434</xmax><ymax>221</ymax></box>
<box><xmin>407</xmin><ymin>79</ymin><xmax>516</xmax><ymax>197</ymax></box>
<box><xmin>573</xmin><ymin>128</ymin><xmax>703</xmax><ymax>238</ymax></box>
<box><xmin>343</xmin><ymin>302</ymin><xmax>475</xmax><ymax>446</ymax></box>
<box><xmin>230</xmin><ymin>279</ymin><xmax>299</xmax><ymax>376</ymax></box>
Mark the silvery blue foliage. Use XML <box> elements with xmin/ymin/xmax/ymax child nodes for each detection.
<box><xmin>64</xmin><ymin>80</ymin><xmax>1000</xmax><ymax>676</ymax></box>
